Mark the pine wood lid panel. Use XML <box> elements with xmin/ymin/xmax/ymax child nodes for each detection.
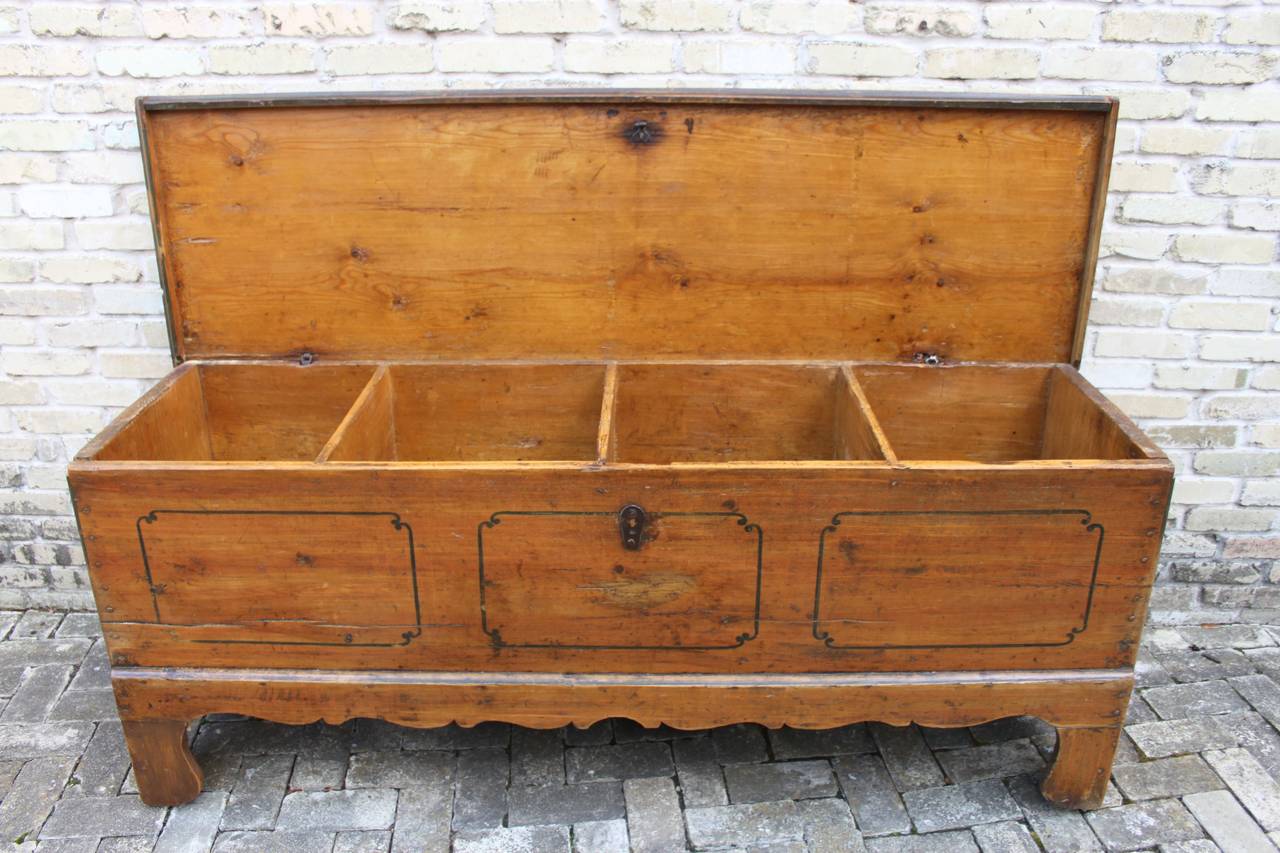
<box><xmin>139</xmin><ymin>92</ymin><xmax>1115</xmax><ymax>364</ymax></box>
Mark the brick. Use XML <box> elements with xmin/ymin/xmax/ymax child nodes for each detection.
<box><xmin>565</xmin><ymin>742</ymin><xmax>673</xmax><ymax>783</ymax></box>
<box><xmin>1172</xmin><ymin>479</ymin><xmax>1237</xmax><ymax>505</ymax></box>
<box><xmin>1111</xmin><ymin>89</ymin><xmax>1192</xmax><ymax>121</ymax></box>
<box><xmin>1239</xmin><ymin>130</ymin><xmax>1280</xmax><ymax>161</ymax></box>
<box><xmin>276</xmin><ymin>789</ymin><xmax>397</xmax><ymax>831</ymax></box>
<box><xmin>30</xmin><ymin>5</ymin><xmax>141</xmax><ymax>37</ymax></box>
<box><xmin>621</xmin><ymin>0</ymin><xmax>732</xmax><ymax>31</ymax></box>
<box><xmin>1196</xmin><ymin>451</ymin><xmax>1280</xmax><ymax>478</ymax></box>
<box><xmin>866</xmin><ymin>5</ymin><xmax>977</xmax><ymax>37</ymax></box>
<box><xmin>1121</xmin><ymin>195</ymin><xmax>1222</xmax><ymax>226</ymax></box>
<box><xmin>1164</xmin><ymin>51</ymin><xmax>1275</xmax><ymax>85</ymax></box>
<box><xmin>264</xmin><ymin>3</ymin><xmax>374</xmax><ymax>35</ymax></box>
<box><xmin>1095</xmin><ymin>330</ymin><xmax>1192</xmax><ymax>360</ymax></box>
<box><xmin>493</xmin><ymin>0</ymin><xmax>602</xmax><ymax>33</ymax></box>
<box><xmin>0</xmin><ymin>85</ymin><xmax>43</xmax><ymax>114</ymax></box>
<box><xmin>1208</xmin><ymin>395</ymin><xmax>1280</xmax><ymax>421</ymax></box>
<box><xmin>455</xmin><ymin>825</ymin><xmax>569</xmax><ymax>853</ymax></box>
<box><xmin>74</xmin><ymin>220</ymin><xmax>151</xmax><ymax>251</ymax></box>
<box><xmin>1175</xmin><ymin>234</ymin><xmax>1275</xmax><ymax>265</ymax></box>
<box><xmin>902</xmin><ymin>779</ymin><xmax>1020</xmax><ymax>834</ymax></box>
<box><xmin>1184</xmin><ymin>790</ymin><xmax>1274</xmax><ymax>853</ymax></box>
<box><xmin>0</xmin><ymin>45</ymin><xmax>93</xmax><ymax>77</ymax></box>
<box><xmin>0</xmin><ymin>154</ymin><xmax>56</xmax><ymax>184</ymax></box>
<box><xmin>210</xmin><ymin>44</ymin><xmax>315</xmax><ymax>75</ymax></box>
<box><xmin>1253</xmin><ymin>426</ymin><xmax>1280</xmax><ymax>450</ymax></box>
<box><xmin>1140</xmin><ymin>126</ymin><xmax>1232</xmax><ymax>157</ymax></box>
<box><xmin>389</xmin><ymin>1</ymin><xmax>485</xmax><ymax>32</ymax></box>
<box><xmin>1201</xmin><ymin>335</ymin><xmax>1280</xmax><ymax>362</ymax></box>
<box><xmin>1101</xmin><ymin>229</ymin><xmax>1169</xmax><ymax>261</ymax></box>
<box><xmin>1102</xmin><ymin>266</ymin><xmax>1206</xmax><ymax>295</ymax></box>
<box><xmin>1244</xmin><ymin>480</ymin><xmax>1280</xmax><ymax>506</ymax></box>
<box><xmin>1086</xmin><ymin>799</ymin><xmax>1204</xmax><ymax>850</ymax></box>
<box><xmin>437</xmin><ymin>39</ymin><xmax>554</xmax><ymax>72</ymax></box>
<box><xmin>19</xmin><ymin>187</ymin><xmax>113</xmax><ymax>219</ymax></box>
<box><xmin>1044</xmin><ymin>47</ymin><xmax>1158</xmax><ymax>82</ymax></box>
<box><xmin>623</xmin><ymin>777</ymin><xmax>684</xmax><ymax>852</ymax></box>
<box><xmin>564</xmin><ymin>39</ymin><xmax>675</xmax><ymax>74</ymax></box>
<box><xmin>0</xmin><ymin>121</ymin><xmax>93</xmax><ymax>152</ymax></box>
<box><xmin>1234</xmin><ymin>201</ymin><xmax>1280</xmax><ymax>232</ymax></box>
<box><xmin>1186</xmin><ymin>507</ymin><xmax>1275</xmax><ymax>532</ymax></box>
<box><xmin>1198</xmin><ymin>91</ymin><xmax>1280</xmax><ymax>122</ymax></box>
<box><xmin>807</xmin><ymin>43</ymin><xmax>916</xmax><ymax>77</ymax></box>
<box><xmin>741</xmin><ymin>1</ymin><xmax>857</xmax><ymax>35</ymax></box>
<box><xmin>1196</xmin><ymin>163</ymin><xmax>1280</xmax><ymax>197</ymax></box>
<box><xmin>97</xmin><ymin>47</ymin><xmax>204</xmax><ymax>78</ymax></box>
<box><xmin>685</xmin><ymin>41</ymin><xmax>796</xmax><ymax>75</ymax></box>
<box><xmin>1103</xmin><ymin>9</ymin><xmax>1214</xmax><ymax>43</ymax></box>
<box><xmin>1224</xmin><ymin>11</ymin><xmax>1280</xmax><ymax>46</ymax></box>
<box><xmin>325</xmin><ymin>45</ymin><xmax>434</xmax><ymax>75</ymax></box>
<box><xmin>1157</xmin><ymin>366</ymin><xmax>1246</xmax><ymax>390</ymax></box>
<box><xmin>1171</xmin><ymin>301</ymin><xmax>1271</xmax><ymax>331</ymax></box>
<box><xmin>984</xmin><ymin>4</ymin><xmax>1094</xmax><ymax>40</ymax></box>
<box><xmin>922</xmin><ymin>48</ymin><xmax>1038</xmax><ymax>80</ymax></box>
<box><xmin>684</xmin><ymin>801</ymin><xmax>803</xmax><ymax>849</ymax></box>
<box><xmin>143</xmin><ymin>6</ymin><xmax>256</xmax><ymax>38</ymax></box>
<box><xmin>1109</xmin><ymin>160</ymin><xmax>1179</xmax><ymax>193</ymax></box>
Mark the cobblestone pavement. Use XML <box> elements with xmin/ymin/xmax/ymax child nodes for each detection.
<box><xmin>6</xmin><ymin>612</ymin><xmax>1280</xmax><ymax>851</ymax></box>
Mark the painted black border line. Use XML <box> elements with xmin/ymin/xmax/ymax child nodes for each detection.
<box><xmin>812</xmin><ymin>509</ymin><xmax>1104</xmax><ymax>650</ymax></box>
<box><xmin>137</xmin><ymin>509</ymin><xmax>422</xmax><ymax>648</ymax></box>
<box><xmin>477</xmin><ymin>510</ymin><xmax>763</xmax><ymax>651</ymax></box>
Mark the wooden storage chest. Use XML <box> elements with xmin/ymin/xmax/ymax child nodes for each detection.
<box><xmin>68</xmin><ymin>91</ymin><xmax>1173</xmax><ymax>809</ymax></box>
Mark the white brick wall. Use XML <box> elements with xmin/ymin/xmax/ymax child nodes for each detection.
<box><xmin>0</xmin><ymin>0</ymin><xmax>1277</xmax><ymax>621</ymax></box>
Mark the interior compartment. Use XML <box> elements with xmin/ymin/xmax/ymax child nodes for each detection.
<box><xmin>323</xmin><ymin>364</ymin><xmax>606</xmax><ymax>462</ymax></box>
<box><xmin>92</xmin><ymin>363</ymin><xmax>375</xmax><ymax>462</ymax></box>
<box><xmin>850</xmin><ymin>365</ymin><xmax>1149</xmax><ymax>463</ymax></box>
<box><xmin>611</xmin><ymin>364</ymin><xmax>887</xmax><ymax>464</ymax></box>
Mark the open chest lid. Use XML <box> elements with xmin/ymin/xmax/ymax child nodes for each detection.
<box><xmin>139</xmin><ymin>90</ymin><xmax>1117</xmax><ymax>366</ymax></box>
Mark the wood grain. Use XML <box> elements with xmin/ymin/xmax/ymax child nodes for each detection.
<box><xmin>1041</xmin><ymin>725</ymin><xmax>1123</xmax><ymax>810</ymax></box>
<box><xmin>142</xmin><ymin>99</ymin><xmax>1109</xmax><ymax>364</ymax></box>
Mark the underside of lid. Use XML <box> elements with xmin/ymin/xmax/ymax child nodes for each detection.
<box><xmin>138</xmin><ymin>90</ymin><xmax>1116</xmax><ymax>365</ymax></box>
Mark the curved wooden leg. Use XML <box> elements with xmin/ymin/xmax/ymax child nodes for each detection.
<box><xmin>121</xmin><ymin>718</ymin><xmax>204</xmax><ymax>806</ymax></box>
<box><xmin>1040</xmin><ymin>725</ymin><xmax>1120</xmax><ymax>811</ymax></box>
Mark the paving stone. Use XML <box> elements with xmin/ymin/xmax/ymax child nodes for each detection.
<box><xmin>1181</xmin><ymin>624</ymin><xmax>1274</xmax><ymax>650</ymax></box>
<box><xmin>1125</xmin><ymin>695</ymin><xmax>1159</xmax><ymax>726</ymax></box>
<box><xmin>969</xmin><ymin>717</ymin><xmax>1054</xmax><ymax>746</ymax></box>
<box><xmin>1007</xmin><ymin>774</ymin><xmax>1102</xmax><ymax>853</ymax></box>
<box><xmin>391</xmin><ymin>783</ymin><xmax>452</xmax><ymax>853</ymax></box>
<box><xmin>0</xmin><ymin>611</ymin><xmax>20</xmax><ymax>641</ymax></box>
<box><xmin>454</xmin><ymin>825</ymin><xmax>570</xmax><ymax>853</ymax></box>
<box><xmin>345</xmin><ymin>749</ymin><xmax>454</xmax><ymax>789</ymax></box>
<box><xmin>198</xmin><ymin>751</ymin><xmax>244</xmax><ymax>793</ymax></box>
<box><xmin>290</xmin><ymin>756</ymin><xmax>346</xmax><ymax>790</ymax></box>
<box><xmin>2</xmin><ymin>666</ymin><xmax>72</xmax><ymax>723</ymax></box>
<box><xmin>1135</xmin><ymin>650</ymin><xmax>1175</xmax><ymax>688</ymax></box>
<box><xmin>611</xmin><ymin>719</ymin><xmax>687</xmax><ymax>743</ymax></box>
<box><xmin>1143</xmin><ymin>680</ymin><xmax>1251</xmax><ymax>719</ymax></box>
<box><xmin>0</xmin><ymin>759</ymin><xmax>23</xmax><ymax>802</ymax></box>
<box><xmin>212</xmin><ymin>831</ymin><xmax>337</xmax><ymax>853</ymax></box>
<box><xmin>870</xmin><ymin>724</ymin><xmax>945</xmax><ymax>791</ymax></box>
<box><xmin>511</xmin><ymin>727</ymin><xmax>564</xmax><ymax>787</ymax></box>
<box><xmin>1159</xmin><ymin>649</ymin><xmax>1258</xmax><ymax>684</ymax></box>
<box><xmin>1232</xmin><ymin>675</ymin><xmax>1280</xmax><ymax>727</ymax></box>
<box><xmin>623</xmin><ymin>776</ymin><xmax>684</xmax><ymax>852</ymax></box>
<box><xmin>1158</xmin><ymin>841</ymin><xmax>1224</xmax><ymax>853</ymax></box>
<box><xmin>0</xmin><ymin>640</ymin><xmax>89</xmax><ymax>669</ymax></box>
<box><xmin>1184</xmin><ymin>790</ymin><xmax>1274</xmax><ymax>853</ymax></box>
<box><xmin>972</xmin><ymin>820</ymin><xmax>1039</xmax><ymax>853</ymax></box>
<box><xmin>673</xmin><ymin>736</ymin><xmax>727</xmax><ymax>808</ymax></box>
<box><xmin>0</xmin><ymin>722</ymin><xmax>93</xmax><ymax>758</ymax></box>
<box><xmin>0</xmin><ymin>756</ymin><xmax>76</xmax><ymax>847</ymax></box>
<box><xmin>565</xmin><ymin>741</ymin><xmax>672</xmax><ymax>783</ymax></box>
<box><xmin>1112</xmin><ymin>731</ymin><xmax>1142</xmax><ymax>766</ymax></box>
<box><xmin>65</xmin><ymin>641</ymin><xmax>107</xmax><ymax>692</ymax></box>
<box><xmin>507</xmin><ymin>781</ymin><xmax>625</xmax><ymax>827</ymax></box>
<box><xmin>711</xmin><ymin>723</ymin><xmax>769</xmax><ymax>764</ymax></box>
<box><xmin>154</xmin><ymin>791</ymin><xmax>227</xmax><ymax>853</ymax></box>
<box><xmin>277</xmin><ymin>789</ymin><xmax>398</xmax><ymax>832</ymax></box>
<box><xmin>46</xmin><ymin>689</ymin><xmax>116</xmax><ymax>723</ymax></box>
<box><xmin>1085</xmin><ymin>800</ymin><xmax>1205</xmax><ymax>851</ymax></box>
<box><xmin>67</xmin><ymin>720</ymin><xmax>129</xmax><ymax>797</ymax></box>
<box><xmin>1202</xmin><ymin>747</ymin><xmax>1280</xmax><ymax>831</ymax></box>
<box><xmin>396</xmin><ymin>722</ymin><xmax>509</xmax><ymax>751</ymax></box>
<box><xmin>564</xmin><ymin>720</ymin><xmax>612</xmax><ymax>746</ymax></box>
<box><xmin>684</xmin><ymin>801</ymin><xmax>804</xmax><ymax>849</ymax></box>
<box><xmin>53</xmin><ymin>614</ymin><xmax>100</xmax><ymax>640</ymax></box>
<box><xmin>571</xmin><ymin>819</ymin><xmax>627</xmax><ymax>853</ymax></box>
<box><xmin>935</xmin><ymin>739</ymin><xmax>1045</xmax><ymax>783</ymax></box>
<box><xmin>768</xmin><ymin>725</ymin><xmax>874</xmax><ymax>759</ymax></box>
<box><xmin>1111</xmin><ymin>755</ymin><xmax>1224</xmax><ymax>801</ymax></box>
<box><xmin>863</xmin><ymin>830</ymin><xmax>979</xmax><ymax>853</ymax></box>
<box><xmin>40</xmin><ymin>796</ymin><xmax>163</xmax><ymax>839</ymax></box>
<box><xmin>920</xmin><ymin>727</ymin><xmax>975</xmax><ymax>751</ymax></box>
<box><xmin>195</xmin><ymin>719</ymin><xmax>349</xmax><ymax>761</ymax></box>
<box><xmin>220</xmin><ymin>753</ymin><xmax>294</xmax><ymax>830</ymax></box>
<box><xmin>724</xmin><ymin>759</ymin><xmax>837</xmax><ymax>803</ymax></box>
<box><xmin>452</xmin><ymin>747</ymin><xmax>507</xmax><ymax>830</ymax></box>
<box><xmin>902</xmin><ymin>779</ymin><xmax>1020</xmax><ymax>833</ymax></box>
<box><xmin>1126</xmin><ymin>716</ymin><xmax>1238</xmax><ymax>759</ymax></box>
<box><xmin>12</xmin><ymin>612</ymin><xmax>63</xmax><ymax>640</ymax></box>
<box><xmin>334</xmin><ymin>830</ymin><xmax>391</xmax><ymax>853</ymax></box>
<box><xmin>797</xmin><ymin>797</ymin><xmax>863</xmax><ymax>853</ymax></box>
<box><xmin>0</xmin><ymin>666</ymin><xmax>26</xmax><ymax>698</ymax></box>
<box><xmin>832</xmin><ymin>754</ymin><xmax>911</xmax><ymax>836</ymax></box>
